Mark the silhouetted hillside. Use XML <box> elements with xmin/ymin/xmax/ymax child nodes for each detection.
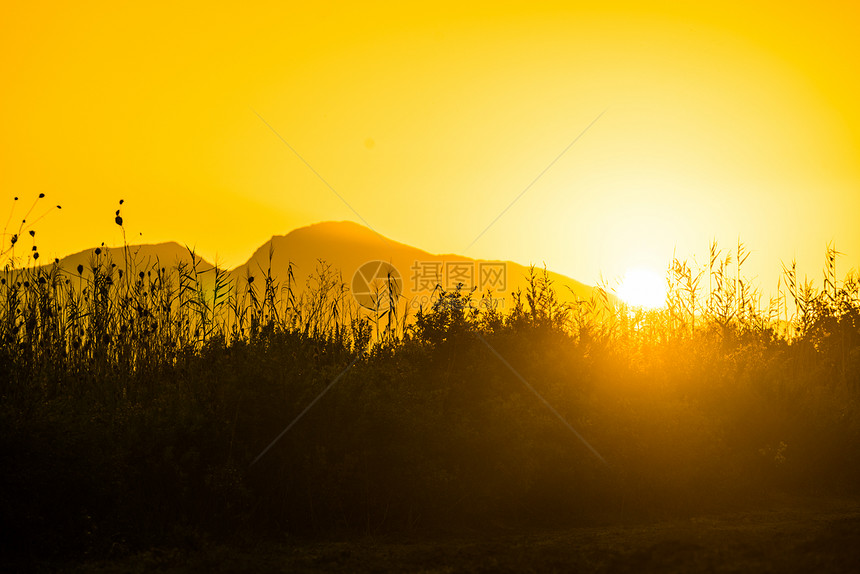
<box><xmin>52</xmin><ymin>242</ymin><xmax>215</xmax><ymax>275</ymax></box>
<box><xmin>232</xmin><ymin>221</ymin><xmax>600</xmax><ymax>310</ymax></box>
<box><xmin>36</xmin><ymin>221</ymin><xmax>601</xmax><ymax>309</ymax></box>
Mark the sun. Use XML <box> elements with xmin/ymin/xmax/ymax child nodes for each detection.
<box><xmin>617</xmin><ymin>267</ymin><xmax>666</xmax><ymax>309</ymax></box>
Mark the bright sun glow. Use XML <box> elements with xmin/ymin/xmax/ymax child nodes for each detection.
<box><xmin>618</xmin><ymin>268</ymin><xmax>667</xmax><ymax>309</ymax></box>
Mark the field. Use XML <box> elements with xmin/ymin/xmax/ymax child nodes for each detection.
<box><xmin>55</xmin><ymin>495</ymin><xmax>860</xmax><ymax>573</ymax></box>
<box><xmin>2</xmin><ymin>238</ymin><xmax>859</xmax><ymax>572</ymax></box>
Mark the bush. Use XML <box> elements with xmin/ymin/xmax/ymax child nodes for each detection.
<box><xmin>1</xmin><ymin>239</ymin><xmax>858</xmax><ymax>562</ymax></box>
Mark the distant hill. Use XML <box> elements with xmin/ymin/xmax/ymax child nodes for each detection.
<box><xmin>230</xmin><ymin>221</ymin><xmax>600</xmax><ymax>313</ymax></box>
<box><xmin>51</xmin><ymin>242</ymin><xmax>215</xmax><ymax>275</ymax></box>
<box><xmin>18</xmin><ymin>242</ymin><xmax>219</xmax><ymax>293</ymax></box>
<box><xmin>36</xmin><ymin>221</ymin><xmax>603</xmax><ymax>312</ymax></box>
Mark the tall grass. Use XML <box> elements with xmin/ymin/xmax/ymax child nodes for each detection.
<box><xmin>1</xmin><ymin>205</ymin><xmax>858</xmax><ymax>563</ymax></box>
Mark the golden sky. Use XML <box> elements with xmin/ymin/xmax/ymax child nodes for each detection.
<box><xmin>2</xmin><ymin>1</ymin><xmax>858</xmax><ymax>296</ymax></box>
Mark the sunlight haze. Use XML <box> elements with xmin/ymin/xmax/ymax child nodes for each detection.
<box><xmin>5</xmin><ymin>4</ymin><xmax>860</xmax><ymax>567</ymax></box>
<box><xmin>2</xmin><ymin>1</ymin><xmax>858</xmax><ymax>294</ymax></box>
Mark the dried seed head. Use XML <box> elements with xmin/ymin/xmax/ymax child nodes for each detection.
<box><xmin>77</xmin><ymin>264</ymin><xmax>84</xmax><ymax>274</ymax></box>
<box><xmin>38</xmin><ymin>193</ymin><xmax>45</xmax><ymax>198</ymax></box>
<box><xmin>29</xmin><ymin>230</ymin><xmax>35</xmax><ymax>237</ymax></box>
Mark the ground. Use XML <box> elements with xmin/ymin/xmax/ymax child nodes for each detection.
<box><xmin>28</xmin><ymin>495</ymin><xmax>860</xmax><ymax>573</ymax></box>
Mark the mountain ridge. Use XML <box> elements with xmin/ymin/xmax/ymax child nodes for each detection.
<box><xmin>34</xmin><ymin>221</ymin><xmax>601</xmax><ymax>306</ymax></box>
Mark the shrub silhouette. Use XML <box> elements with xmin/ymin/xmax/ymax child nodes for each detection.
<box><xmin>0</xmin><ymin>234</ymin><xmax>858</xmax><ymax>563</ymax></box>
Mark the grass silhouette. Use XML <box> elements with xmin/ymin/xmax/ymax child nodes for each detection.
<box><xmin>1</xmin><ymin>200</ymin><xmax>858</xmax><ymax>569</ymax></box>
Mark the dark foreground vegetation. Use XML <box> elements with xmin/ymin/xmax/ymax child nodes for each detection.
<box><xmin>1</xmin><ymin>230</ymin><xmax>859</xmax><ymax>571</ymax></box>
<box><xmin>62</xmin><ymin>495</ymin><xmax>860</xmax><ymax>573</ymax></box>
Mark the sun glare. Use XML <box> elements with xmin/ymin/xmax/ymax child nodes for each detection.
<box><xmin>618</xmin><ymin>267</ymin><xmax>666</xmax><ymax>309</ymax></box>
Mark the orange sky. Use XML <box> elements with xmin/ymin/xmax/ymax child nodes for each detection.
<box><xmin>2</xmin><ymin>1</ymin><xmax>858</xmax><ymax>297</ymax></box>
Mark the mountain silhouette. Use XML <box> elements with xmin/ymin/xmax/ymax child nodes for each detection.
<box><xmin>231</xmin><ymin>221</ymin><xmax>599</xmax><ymax>312</ymax></box>
<box><xmin>40</xmin><ymin>221</ymin><xmax>601</xmax><ymax>311</ymax></box>
<box><xmin>48</xmin><ymin>242</ymin><xmax>214</xmax><ymax>275</ymax></box>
